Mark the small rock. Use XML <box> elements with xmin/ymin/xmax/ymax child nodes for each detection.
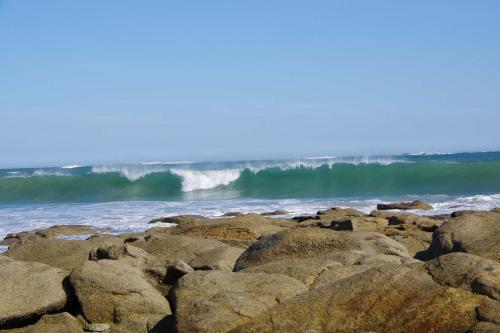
<box><xmin>223</xmin><ymin>212</ymin><xmax>245</xmax><ymax>217</ymax></box>
<box><xmin>83</xmin><ymin>322</ymin><xmax>110</xmax><ymax>332</ymax></box>
<box><xmin>330</xmin><ymin>216</ymin><xmax>388</xmax><ymax>231</ymax></box>
<box><xmin>165</xmin><ymin>260</ymin><xmax>194</xmax><ymax>284</ymax></box>
<box><xmin>292</xmin><ymin>215</ymin><xmax>318</xmax><ymax>223</ymax></box>
<box><xmin>148</xmin><ymin>215</ymin><xmax>205</xmax><ymax>224</ymax></box>
<box><xmin>371</xmin><ymin>210</ymin><xmax>442</xmax><ymax>232</ymax></box>
<box><xmin>260</xmin><ymin>210</ymin><xmax>289</xmax><ymax>216</ymax></box>
<box><xmin>377</xmin><ymin>200</ymin><xmax>433</xmax><ymax>211</ymax></box>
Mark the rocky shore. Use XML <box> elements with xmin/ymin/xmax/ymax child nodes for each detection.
<box><xmin>0</xmin><ymin>200</ymin><xmax>499</xmax><ymax>333</ymax></box>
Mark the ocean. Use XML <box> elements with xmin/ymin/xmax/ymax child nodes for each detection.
<box><xmin>1</xmin><ymin>151</ymin><xmax>500</xmax><ymax>241</ymax></box>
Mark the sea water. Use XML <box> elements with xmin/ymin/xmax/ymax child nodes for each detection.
<box><xmin>1</xmin><ymin>151</ymin><xmax>500</xmax><ymax>239</ymax></box>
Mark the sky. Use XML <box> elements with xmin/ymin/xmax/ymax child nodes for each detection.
<box><xmin>1</xmin><ymin>1</ymin><xmax>500</xmax><ymax>168</ymax></box>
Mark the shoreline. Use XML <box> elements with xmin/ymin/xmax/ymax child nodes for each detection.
<box><xmin>2</xmin><ymin>192</ymin><xmax>500</xmax><ymax>242</ymax></box>
<box><xmin>0</xmin><ymin>199</ymin><xmax>499</xmax><ymax>332</ymax></box>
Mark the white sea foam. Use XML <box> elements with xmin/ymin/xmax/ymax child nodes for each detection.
<box><xmin>91</xmin><ymin>166</ymin><xmax>161</xmax><ymax>181</ymax></box>
<box><xmin>406</xmin><ymin>151</ymin><xmax>453</xmax><ymax>156</ymax></box>
<box><xmin>170</xmin><ymin>169</ymin><xmax>241</xmax><ymax>192</ymax></box>
<box><xmin>304</xmin><ymin>156</ymin><xmax>336</xmax><ymax>160</ymax></box>
<box><xmin>243</xmin><ymin>157</ymin><xmax>405</xmax><ymax>172</ymax></box>
<box><xmin>33</xmin><ymin>169</ymin><xmax>70</xmax><ymax>177</ymax></box>
<box><xmin>141</xmin><ymin>161</ymin><xmax>195</xmax><ymax>165</ymax></box>
<box><xmin>1</xmin><ymin>194</ymin><xmax>499</xmax><ymax>240</ymax></box>
<box><xmin>62</xmin><ymin>164</ymin><xmax>82</xmax><ymax>169</ymax></box>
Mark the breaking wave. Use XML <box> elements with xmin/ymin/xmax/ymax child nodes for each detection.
<box><xmin>1</xmin><ymin>153</ymin><xmax>500</xmax><ymax>203</ymax></box>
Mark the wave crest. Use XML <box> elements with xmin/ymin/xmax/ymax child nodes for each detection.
<box><xmin>170</xmin><ymin>169</ymin><xmax>241</xmax><ymax>192</ymax></box>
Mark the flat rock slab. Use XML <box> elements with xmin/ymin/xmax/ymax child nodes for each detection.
<box><xmin>240</xmin><ymin>252</ymin><xmax>415</xmax><ymax>289</ymax></box>
<box><xmin>3</xmin><ymin>225</ymin><xmax>102</xmax><ymax>246</ymax></box>
<box><xmin>169</xmin><ymin>214</ymin><xmax>295</xmax><ymax>246</ymax></box>
<box><xmin>233</xmin><ymin>228</ymin><xmax>410</xmax><ymax>271</ymax></box>
<box><xmin>169</xmin><ymin>270</ymin><xmax>307</xmax><ymax>333</ymax></box>
<box><xmin>377</xmin><ymin>200</ymin><xmax>433</xmax><ymax>211</ymax></box>
<box><xmin>5</xmin><ymin>237</ymin><xmax>123</xmax><ymax>271</ymax></box>
<box><xmin>0</xmin><ymin>256</ymin><xmax>68</xmax><ymax>329</ymax></box>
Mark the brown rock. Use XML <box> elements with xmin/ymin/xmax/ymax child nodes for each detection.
<box><xmin>377</xmin><ymin>200</ymin><xmax>433</xmax><ymax>211</ymax></box>
<box><xmin>165</xmin><ymin>260</ymin><xmax>194</xmax><ymax>285</ymax></box>
<box><xmin>223</xmin><ymin>212</ymin><xmax>245</xmax><ymax>217</ymax></box>
<box><xmin>0</xmin><ymin>256</ymin><xmax>68</xmax><ymax>329</ymax></box>
<box><xmin>371</xmin><ymin>210</ymin><xmax>442</xmax><ymax>232</ymax></box>
<box><xmin>471</xmin><ymin>322</ymin><xmax>500</xmax><ymax>333</ymax></box>
<box><xmin>89</xmin><ymin>244</ymin><xmax>169</xmax><ymax>291</ymax></box>
<box><xmin>232</xmin><ymin>265</ymin><xmax>481</xmax><ymax>333</ymax></box>
<box><xmin>169</xmin><ymin>270</ymin><xmax>307</xmax><ymax>333</ymax></box>
<box><xmin>240</xmin><ymin>252</ymin><xmax>413</xmax><ymax>289</ymax></box>
<box><xmin>169</xmin><ymin>214</ymin><xmax>295</xmax><ymax>247</ymax></box>
<box><xmin>148</xmin><ymin>214</ymin><xmax>206</xmax><ymax>225</ymax></box>
<box><xmin>69</xmin><ymin>260</ymin><xmax>171</xmax><ymax>333</ymax></box>
<box><xmin>130</xmin><ymin>234</ymin><xmax>244</xmax><ymax>271</ymax></box>
<box><xmin>1</xmin><ymin>313</ymin><xmax>84</xmax><ymax>333</ymax></box>
<box><xmin>3</xmin><ymin>225</ymin><xmax>101</xmax><ymax>246</ymax></box>
<box><xmin>5</xmin><ymin>237</ymin><xmax>123</xmax><ymax>271</ymax></box>
<box><xmin>233</xmin><ymin>228</ymin><xmax>410</xmax><ymax>271</ymax></box>
<box><xmin>426</xmin><ymin>211</ymin><xmax>500</xmax><ymax>261</ymax></box>
<box><xmin>260</xmin><ymin>210</ymin><xmax>289</xmax><ymax>216</ymax></box>
<box><xmin>425</xmin><ymin>252</ymin><xmax>500</xmax><ymax>299</ymax></box>
<box><xmin>477</xmin><ymin>298</ymin><xmax>500</xmax><ymax>325</ymax></box>
<box><xmin>330</xmin><ymin>216</ymin><xmax>388</xmax><ymax>231</ymax></box>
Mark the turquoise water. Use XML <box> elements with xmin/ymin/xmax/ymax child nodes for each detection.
<box><xmin>1</xmin><ymin>152</ymin><xmax>500</xmax><ymax>203</ymax></box>
<box><xmin>1</xmin><ymin>151</ymin><xmax>500</xmax><ymax>240</ymax></box>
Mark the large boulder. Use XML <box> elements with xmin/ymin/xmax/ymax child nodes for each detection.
<box><xmin>169</xmin><ymin>270</ymin><xmax>307</xmax><ymax>333</ymax></box>
<box><xmin>233</xmin><ymin>228</ymin><xmax>410</xmax><ymax>271</ymax></box>
<box><xmin>425</xmin><ymin>252</ymin><xmax>500</xmax><ymax>300</ymax></box>
<box><xmin>130</xmin><ymin>234</ymin><xmax>244</xmax><ymax>271</ymax></box>
<box><xmin>69</xmin><ymin>259</ymin><xmax>171</xmax><ymax>333</ymax></box>
<box><xmin>89</xmin><ymin>244</ymin><xmax>170</xmax><ymax>291</ymax></box>
<box><xmin>426</xmin><ymin>211</ymin><xmax>500</xmax><ymax>261</ymax></box>
<box><xmin>239</xmin><ymin>252</ymin><xmax>414</xmax><ymax>289</ymax></box>
<box><xmin>233</xmin><ymin>265</ymin><xmax>482</xmax><ymax>333</ymax></box>
<box><xmin>377</xmin><ymin>200</ymin><xmax>433</xmax><ymax>211</ymax></box>
<box><xmin>0</xmin><ymin>256</ymin><xmax>68</xmax><ymax>329</ymax></box>
<box><xmin>5</xmin><ymin>237</ymin><xmax>123</xmax><ymax>271</ymax></box>
<box><xmin>2</xmin><ymin>313</ymin><xmax>84</xmax><ymax>333</ymax></box>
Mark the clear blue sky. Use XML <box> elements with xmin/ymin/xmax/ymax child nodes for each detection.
<box><xmin>1</xmin><ymin>1</ymin><xmax>499</xmax><ymax>167</ymax></box>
